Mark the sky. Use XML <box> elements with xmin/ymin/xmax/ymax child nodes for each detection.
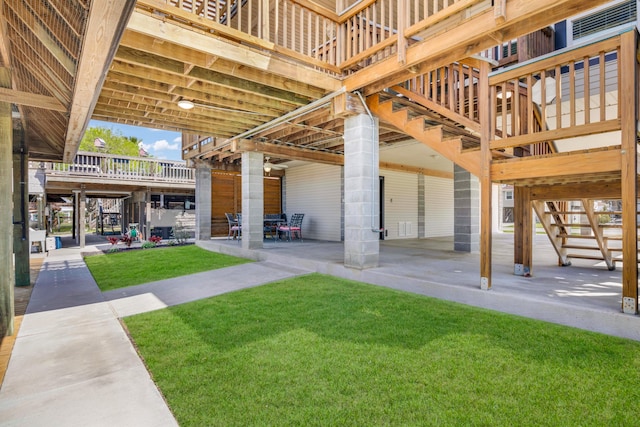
<box><xmin>89</xmin><ymin>120</ymin><xmax>183</xmax><ymax>161</ymax></box>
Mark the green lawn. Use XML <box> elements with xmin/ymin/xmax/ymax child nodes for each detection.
<box><xmin>84</xmin><ymin>245</ymin><xmax>251</xmax><ymax>291</ymax></box>
<box><xmin>124</xmin><ymin>274</ymin><xmax>640</xmax><ymax>426</ymax></box>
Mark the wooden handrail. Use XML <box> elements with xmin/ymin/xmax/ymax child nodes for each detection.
<box><xmin>487</xmin><ymin>30</ymin><xmax>627</xmax><ymax>151</ymax></box>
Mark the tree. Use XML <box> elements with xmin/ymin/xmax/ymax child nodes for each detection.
<box><xmin>79</xmin><ymin>127</ymin><xmax>141</xmax><ymax>157</ymax></box>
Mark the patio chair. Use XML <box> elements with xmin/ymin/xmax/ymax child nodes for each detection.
<box><xmin>225</xmin><ymin>213</ymin><xmax>241</xmax><ymax>239</ymax></box>
<box><xmin>277</xmin><ymin>213</ymin><xmax>304</xmax><ymax>242</ymax></box>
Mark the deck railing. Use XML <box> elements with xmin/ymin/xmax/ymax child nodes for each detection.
<box><xmin>42</xmin><ymin>151</ymin><xmax>195</xmax><ymax>184</ymax></box>
<box><xmin>149</xmin><ymin>0</ymin><xmax>488</xmax><ymax>74</ymax></box>
<box><xmin>400</xmin><ymin>62</ymin><xmax>482</xmax><ymax>129</ymax></box>
<box><xmin>488</xmin><ymin>31</ymin><xmax>623</xmax><ymax>153</ymax></box>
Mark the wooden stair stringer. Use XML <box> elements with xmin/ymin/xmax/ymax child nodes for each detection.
<box><xmin>532</xmin><ymin>200</ymin><xmax>570</xmax><ymax>266</ymax></box>
<box><xmin>368</xmin><ymin>94</ymin><xmax>482</xmax><ymax>177</ymax></box>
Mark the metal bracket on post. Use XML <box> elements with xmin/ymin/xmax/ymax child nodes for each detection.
<box><xmin>622</xmin><ymin>297</ymin><xmax>637</xmax><ymax>314</ymax></box>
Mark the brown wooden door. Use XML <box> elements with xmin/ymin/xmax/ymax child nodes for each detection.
<box><xmin>210</xmin><ymin>171</ymin><xmax>282</xmax><ymax>237</ymax></box>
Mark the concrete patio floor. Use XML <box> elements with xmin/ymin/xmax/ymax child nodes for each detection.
<box><xmin>199</xmin><ymin>232</ymin><xmax>640</xmax><ymax>341</ymax></box>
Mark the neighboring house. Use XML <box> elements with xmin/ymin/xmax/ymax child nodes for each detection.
<box><xmin>36</xmin><ymin>152</ymin><xmax>196</xmax><ymax>244</ymax></box>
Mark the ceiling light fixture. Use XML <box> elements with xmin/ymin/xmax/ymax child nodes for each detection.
<box><xmin>177</xmin><ymin>99</ymin><xmax>195</xmax><ymax>110</ymax></box>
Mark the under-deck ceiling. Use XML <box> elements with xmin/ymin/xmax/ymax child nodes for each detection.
<box><xmin>0</xmin><ymin>0</ymin><xmax>611</xmax><ymax>168</ymax></box>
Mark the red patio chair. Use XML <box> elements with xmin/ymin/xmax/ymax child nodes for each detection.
<box><xmin>277</xmin><ymin>213</ymin><xmax>304</xmax><ymax>241</ymax></box>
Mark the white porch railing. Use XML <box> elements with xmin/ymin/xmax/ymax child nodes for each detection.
<box><xmin>40</xmin><ymin>151</ymin><xmax>195</xmax><ymax>184</ymax></box>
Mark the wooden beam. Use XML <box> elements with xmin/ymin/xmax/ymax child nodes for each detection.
<box><xmin>379</xmin><ymin>162</ymin><xmax>453</xmax><ymax>179</ymax></box>
<box><xmin>0</xmin><ymin>87</ymin><xmax>66</xmax><ymax>112</ymax></box>
<box><xmin>64</xmin><ymin>0</ymin><xmax>135</xmax><ymax>163</ymax></box>
<box><xmin>490</xmin><ymin>120</ymin><xmax>620</xmax><ymax>151</ymax></box>
<box><xmin>127</xmin><ymin>10</ymin><xmax>340</xmax><ymax>92</ymax></box>
<box><xmin>236</xmin><ymin>140</ymin><xmax>344</xmax><ymax>165</ymax></box>
<box><xmin>529</xmin><ymin>181</ymin><xmax>625</xmax><ymax>200</ymax></box>
<box><xmin>0</xmin><ymin>0</ymin><xmax>10</xmax><ymax>67</ymax></box>
<box><xmin>492</xmin><ymin>149</ymin><xmax>622</xmax><ymax>182</ymax></box>
<box><xmin>619</xmin><ymin>30</ymin><xmax>638</xmax><ymax>314</ymax></box>
<box><xmin>118</xmin><ymin>31</ymin><xmax>328</xmax><ymax>99</ymax></box>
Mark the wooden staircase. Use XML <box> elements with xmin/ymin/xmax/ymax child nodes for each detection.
<box><xmin>532</xmin><ymin>199</ymin><xmax>639</xmax><ymax>271</ymax></box>
<box><xmin>367</xmin><ymin>42</ymin><xmax>635</xmax><ymax>273</ymax></box>
<box><xmin>367</xmin><ymin>91</ymin><xmax>483</xmax><ymax>176</ymax></box>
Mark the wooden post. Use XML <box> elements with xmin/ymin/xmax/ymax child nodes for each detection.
<box><xmin>261</xmin><ymin>0</ymin><xmax>270</xmax><ymax>41</ymax></box>
<box><xmin>479</xmin><ymin>60</ymin><xmax>492</xmax><ymax>289</ymax></box>
<box><xmin>72</xmin><ymin>193</ymin><xmax>77</xmax><ymax>242</ymax></box>
<box><xmin>619</xmin><ymin>30</ymin><xmax>638</xmax><ymax>314</ymax></box>
<box><xmin>397</xmin><ymin>0</ymin><xmax>407</xmax><ymax>65</ymax></box>
<box><xmin>0</xmin><ymin>76</ymin><xmax>14</xmax><ymax>336</ymax></box>
<box><xmin>12</xmin><ymin>126</ymin><xmax>30</xmax><ymax>286</ymax></box>
<box><xmin>513</xmin><ymin>186</ymin><xmax>532</xmax><ymax>276</ymax></box>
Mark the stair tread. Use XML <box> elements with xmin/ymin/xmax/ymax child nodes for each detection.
<box><xmin>557</xmin><ymin>234</ymin><xmax>595</xmax><ymax>239</ymax></box>
<box><xmin>562</xmin><ymin>244</ymin><xmax>601</xmax><ymax>250</ymax></box>
<box><xmin>545</xmin><ymin>211</ymin><xmax>586</xmax><ymax>215</ymax></box>
<box><xmin>567</xmin><ymin>254</ymin><xmax>606</xmax><ymax>260</ymax></box>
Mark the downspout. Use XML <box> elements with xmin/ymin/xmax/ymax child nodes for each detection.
<box><xmin>354</xmin><ymin>90</ymin><xmax>384</xmax><ymax>233</ymax></box>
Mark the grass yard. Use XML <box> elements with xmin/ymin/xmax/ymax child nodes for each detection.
<box><xmin>85</xmin><ymin>245</ymin><xmax>251</xmax><ymax>291</ymax></box>
<box><xmin>124</xmin><ymin>274</ymin><xmax>640</xmax><ymax>426</ymax></box>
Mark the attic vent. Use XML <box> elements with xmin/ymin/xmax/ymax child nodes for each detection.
<box><xmin>572</xmin><ymin>0</ymin><xmax>637</xmax><ymax>41</ymax></box>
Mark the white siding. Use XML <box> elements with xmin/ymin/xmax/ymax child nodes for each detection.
<box><xmin>424</xmin><ymin>176</ymin><xmax>454</xmax><ymax>237</ymax></box>
<box><xmin>285</xmin><ymin>163</ymin><xmax>342</xmax><ymax>241</ymax></box>
<box><xmin>382</xmin><ymin>171</ymin><xmax>418</xmax><ymax>240</ymax></box>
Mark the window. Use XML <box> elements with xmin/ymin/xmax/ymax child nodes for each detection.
<box><xmin>569</xmin><ymin>0</ymin><xmax>637</xmax><ymax>45</ymax></box>
<box><xmin>504</xmin><ymin>190</ymin><xmax>513</xmax><ymax>201</ymax></box>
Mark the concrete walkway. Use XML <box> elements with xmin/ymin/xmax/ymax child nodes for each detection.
<box><xmin>0</xmin><ymin>236</ymin><xmax>312</xmax><ymax>426</ymax></box>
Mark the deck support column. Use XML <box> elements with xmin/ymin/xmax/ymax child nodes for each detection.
<box><xmin>418</xmin><ymin>174</ymin><xmax>425</xmax><ymax>238</ymax></box>
<box><xmin>454</xmin><ymin>166</ymin><xmax>479</xmax><ymax>253</ymax></box>
<box><xmin>513</xmin><ymin>186</ymin><xmax>532</xmax><ymax>276</ymax></box>
<box><xmin>241</xmin><ymin>151</ymin><xmax>264</xmax><ymax>250</ymax></box>
<box><xmin>194</xmin><ymin>161</ymin><xmax>212</xmax><ymax>241</ymax></box>
<box><xmin>0</xmin><ymin>95</ymin><xmax>14</xmax><ymax>337</ymax></box>
<box><xmin>344</xmin><ymin>113</ymin><xmax>380</xmax><ymax>269</ymax></box>
<box><xmin>12</xmin><ymin>126</ymin><xmax>29</xmax><ymax>286</ymax></box>
<box><xmin>479</xmin><ymin>60</ymin><xmax>492</xmax><ymax>290</ymax></box>
<box><xmin>620</xmin><ymin>30</ymin><xmax>638</xmax><ymax>314</ymax></box>
<box><xmin>79</xmin><ymin>185</ymin><xmax>86</xmax><ymax>248</ymax></box>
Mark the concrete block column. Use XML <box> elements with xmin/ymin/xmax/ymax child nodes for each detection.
<box><xmin>194</xmin><ymin>161</ymin><xmax>212</xmax><ymax>241</ymax></box>
<box><xmin>418</xmin><ymin>174</ymin><xmax>425</xmax><ymax>238</ymax></box>
<box><xmin>241</xmin><ymin>151</ymin><xmax>264</xmax><ymax>250</ymax></box>
<box><xmin>344</xmin><ymin>113</ymin><xmax>380</xmax><ymax>269</ymax></box>
<box><xmin>454</xmin><ymin>165</ymin><xmax>479</xmax><ymax>252</ymax></box>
